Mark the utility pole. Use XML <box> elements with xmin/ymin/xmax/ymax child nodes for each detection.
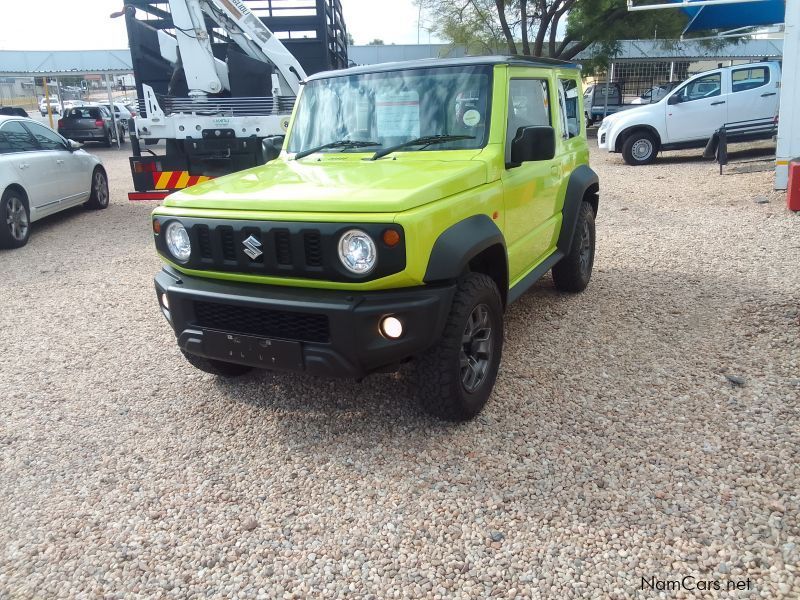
<box><xmin>42</xmin><ymin>77</ymin><xmax>54</xmax><ymax>129</ymax></box>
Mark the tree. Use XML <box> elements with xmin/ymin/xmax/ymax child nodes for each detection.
<box><xmin>346</xmin><ymin>32</ymin><xmax>355</xmax><ymax>46</ymax></box>
<box><xmin>416</xmin><ymin>0</ymin><xmax>686</xmax><ymax>64</ymax></box>
<box><xmin>368</xmin><ymin>38</ymin><xmax>385</xmax><ymax>46</ymax></box>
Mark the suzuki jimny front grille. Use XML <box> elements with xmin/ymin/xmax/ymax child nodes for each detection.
<box><xmin>154</xmin><ymin>217</ymin><xmax>406</xmax><ymax>282</ymax></box>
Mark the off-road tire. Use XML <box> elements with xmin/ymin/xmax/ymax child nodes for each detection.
<box><xmin>0</xmin><ymin>189</ymin><xmax>30</xmax><ymax>249</ymax></box>
<box><xmin>622</xmin><ymin>130</ymin><xmax>658</xmax><ymax>165</ymax></box>
<box><xmin>180</xmin><ymin>350</ymin><xmax>254</xmax><ymax>377</ymax></box>
<box><xmin>553</xmin><ymin>200</ymin><xmax>595</xmax><ymax>293</ymax></box>
<box><xmin>84</xmin><ymin>167</ymin><xmax>109</xmax><ymax>210</ymax></box>
<box><xmin>417</xmin><ymin>273</ymin><xmax>503</xmax><ymax>421</ymax></box>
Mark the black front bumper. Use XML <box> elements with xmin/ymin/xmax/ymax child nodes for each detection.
<box><xmin>155</xmin><ymin>267</ymin><xmax>455</xmax><ymax>378</ymax></box>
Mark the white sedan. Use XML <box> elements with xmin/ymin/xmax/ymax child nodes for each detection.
<box><xmin>0</xmin><ymin>115</ymin><xmax>109</xmax><ymax>249</ymax></box>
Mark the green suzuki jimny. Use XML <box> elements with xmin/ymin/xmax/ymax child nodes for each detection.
<box><xmin>152</xmin><ymin>56</ymin><xmax>599</xmax><ymax>421</ymax></box>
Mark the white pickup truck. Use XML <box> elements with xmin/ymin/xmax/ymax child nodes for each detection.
<box><xmin>598</xmin><ymin>61</ymin><xmax>781</xmax><ymax>165</ymax></box>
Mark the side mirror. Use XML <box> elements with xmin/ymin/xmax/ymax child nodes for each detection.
<box><xmin>668</xmin><ymin>94</ymin><xmax>682</xmax><ymax>105</ymax></box>
<box><xmin>262</xmin><ymin>135</ymin><xmax>285</xmax><ymax>162</ymax></box>
<box><xmin>68</xmin><ymin>139</ymin><xmax>83</xmax><ymax>151</ymax></box>
<box><xmin>509</xmin><ymin>126</ymin><xmax>556</xmax><ymax>167</ymax></box>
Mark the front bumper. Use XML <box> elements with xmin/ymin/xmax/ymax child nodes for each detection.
<box><xmin>155</xmin><ymin>267</ymin><xmax>456</xmax><ymax>378</ymax></box>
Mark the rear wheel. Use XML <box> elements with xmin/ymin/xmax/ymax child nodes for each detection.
<box><xmin>417</xmin><ymin>273</ymin><xmax>503</xmax><ymax>421</ymax></box>
<box><xmin>84</xmin><ymin>168</ymin><xmax>109</xmax><ymax>210</ymax></box>
<box><xmin>553</xmin><ymin>201</ymin><xmax>595</xmax><ymax>293</ymax></box>
<box><xmin>103</xmin><ymin>130</ymin><xmax>112</xmax><ymax>147</ymax></box>
<box><xmin>181</xmin><ymin>350</ymin><xmax>254</xmax><ymax>377</ymax></box>
<box><xmin>622</xmin><ymin>131</ymin><xmax>658</xmax><ymax>165</ymax></box>
<box><xmin>0</xmin><ymin>189</ymin><xmax>30</xmax><ymax>249</ymax></box>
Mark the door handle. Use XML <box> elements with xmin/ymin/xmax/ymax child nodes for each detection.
<box><xmin>710</xmin><ymin>101</ymin><xmax>726</xmax><ymax>106</ymax></box>
<box><xmin>56</xmin><ymin>159</ymin><xmax>65</xmax><ymax>165</ymax></box>
<box><xmin>18</xmin><ymin>163</ymin><xmax>29</xmax><ymax>170</ymax></box>
<box><xmin>761</xmin><ymin>92</ymin><xmax>777</xmax><ymax>97</ymax></box>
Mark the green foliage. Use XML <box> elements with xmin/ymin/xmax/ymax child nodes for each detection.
<box><xmin>568</xmin><ymin>0</ymin><xmax>686</xmax><ymax>69</ymax></box>
<box><xmin>368</xmin><ymin>38</ymin><xmax>386</xmax><ymax>46</ymax></box>
<box><xmin>416</xmin><ymin>0</ymin><xmax>687</xmax><ymax>62</ymax></box>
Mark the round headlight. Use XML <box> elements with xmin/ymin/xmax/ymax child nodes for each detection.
<box><xmin>338</xmin><ymin>229</ymin><xmax>376</xmax><ymax>274</ymax></box>
<box><xmin>165</xmin><ymin>221</ymin><xmax>191</xmax><ymax>263</ymax></box>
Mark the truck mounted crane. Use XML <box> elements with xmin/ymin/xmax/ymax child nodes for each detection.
<box><xmin>118</xmin><ymin>0</ymin><xmax>347</xmax><ymax>201</ymax></box>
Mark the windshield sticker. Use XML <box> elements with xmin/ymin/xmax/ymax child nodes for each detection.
<box><xmin>376</xmin><ymin>91</ymin><xmax>420</xmax><ymax>138</ymax></box>
<box><xmin>463</xmin><ymin>109</ymin><xmax>481</xmax><ymax>127</ymax></box>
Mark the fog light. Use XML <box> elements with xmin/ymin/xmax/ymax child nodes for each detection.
<box><xmin>161</xmin><ymin>293</ymin><xmax>169</xmax><ymax>309</ymax></box>
<box><xmin>380</xmin><ymin>316</ymin><xmax>403</xmax><ymax>339</ymax></box>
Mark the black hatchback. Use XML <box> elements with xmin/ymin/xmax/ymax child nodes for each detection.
<box><xmin>58</xmin><ymin>105</ymin><xmax>124</xmax><ymax>146</ymax></box>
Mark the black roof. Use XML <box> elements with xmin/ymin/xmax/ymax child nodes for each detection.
<box><xmin>306</xmin><ymin>55</ymin><xmax>581</xmax><ymax>81</ymax></box>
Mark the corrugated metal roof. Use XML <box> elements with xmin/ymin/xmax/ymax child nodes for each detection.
<box><xmin>349</xmin><ymin>39</ymin><xmax>784</xmax><ymax>66</ymax></box>
<box><xmin>580</xmin><ymin>39</ymin><xmax>784</xmax><ymax>61</ymax></box>
<box><xmin>0</xmin><ymin>50</ymin><xmax>133</xmax><ymax>76</ymax></box>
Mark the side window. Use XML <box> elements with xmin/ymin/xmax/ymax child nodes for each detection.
<box><xmin>732</xmin><ymin>66</ymin><xmax>769</xmax><ymax>93</ymax></box>
<box><xmin>506</xmin><ymin>78</ymin><xmax>550</xmax><ymax>161</ymax></box>
<box><xmin>676</xmin><ymin>73</ymin><xmax>722</xmax><ymax>102</ymax></box>
<box><xmin>0</xmin><ymin>121</ymin><xmax>38</xmax><ymax>153</ymax></box>
<box><xmin>558</xmin><ymin>78</ymin><xmax>580</xmax><ymax>139</ymax></box>
<box><xmin>24</xmin><ymin>122</ymin><xmax>67</xmax><ymax>151</ymax></box>
<box><xmin>0</xmin><ymin>130</ymin><xmax>12</xmax><ymax>154</ymax></box>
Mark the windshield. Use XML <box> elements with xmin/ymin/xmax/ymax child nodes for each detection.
<box><xmin>287</xmin><ymin>65</ymin><xmax>492</xmax><ymax>155</ymax></box>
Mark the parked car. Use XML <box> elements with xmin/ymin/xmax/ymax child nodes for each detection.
<box><xmin>39</xmin><ymin>96</ymin><xmax>61</xmax><ymax>116</ymax></box>
<box><xmin>583</xmin><ymin>82</ymin><xmax>637</xmax><ymax>125</ymax></box>
<box><xmin>102</xmin><ymin>102</ymin><xmax>136</xmax><ymax>131</ymax></box>
<box><xmin>598</xmin><ymin>61</ymin><xmax>781</xmax><ymax>165</ymax></box>
<box><xmin>0</xmin><ymin>115</ymin><xmax>109</xmax><ymax>249</ymax></box>
<box><xmin>0</xmin><ymin>107</ymin><xmax>29</xmax><ymax>118</ymax></box>
<box><xmin>630</xmin><ymin>82</ymin><xmax>680</xmax><ymax>105</ymax></box>
<box><xmin>57</xmin><ymin>105</ymin><xmax>126</xmax><ymax>146</ymax></box>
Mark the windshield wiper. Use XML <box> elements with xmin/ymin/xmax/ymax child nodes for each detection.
<box><xmin>294</xmin><ymin>139</ymin><xmax>380</xmax><ymax>160</ymax></box>
<box><xmin>370</xmin><ymin>134</ymin><xmax>476</xmax><ymax>161</ymax></box>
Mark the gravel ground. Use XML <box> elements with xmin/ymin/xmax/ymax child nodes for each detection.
<box><xmin>0</xmin><ymin>143</ymin><xmax>798</xmax><ymax>599</ymax></box>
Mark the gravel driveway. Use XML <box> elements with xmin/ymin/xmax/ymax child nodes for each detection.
<box><xmin>0</xmin><ymin>144</ymin><xmax>797</xmax><ymax>599</ymax></box>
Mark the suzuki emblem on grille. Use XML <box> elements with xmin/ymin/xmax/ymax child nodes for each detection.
<box><xmin>242</xmin><ymin>235</ymin><xmax>263</xmax><ymax>260</ymax></box>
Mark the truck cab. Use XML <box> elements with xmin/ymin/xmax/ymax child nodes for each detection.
<box><xmin>151</xmin><ymin>56</ymin><xmax>600</xmax><ymax>421</ymax></box>
<box><xmin>598</xmin><ymin>61</ymin><xmax>781</xmax><ymax>165</ymax></box>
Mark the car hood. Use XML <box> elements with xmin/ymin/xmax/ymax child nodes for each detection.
<box><xmin>163</xmin><ymin>156</ymin><xmax>488</xmax><ymax>214</ymax></box>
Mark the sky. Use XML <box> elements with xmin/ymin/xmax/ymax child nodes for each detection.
<box><xmin>0</xmin><ymin>0</ymin><xmax>441</xmax><ymax>51</ymax></box>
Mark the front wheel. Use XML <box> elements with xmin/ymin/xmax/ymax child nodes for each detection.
<box><xmin>416</xmin><ymin>273</ymin><xmax>504</xmax><ymax>421</ymax></box>
<box><xmin>622</xmin><ymin>131</ymin><xmax>658</xmax><ymax>165</ymax></box>
<box><xmin>84</xmin><ymin>168</ymin><xmax>109</xmax><ymax>210</ymax></box>
<box><xmin>552</xmin><ymin>201</ymin><xmax>595</xmax><ymax>293</ymax></box>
